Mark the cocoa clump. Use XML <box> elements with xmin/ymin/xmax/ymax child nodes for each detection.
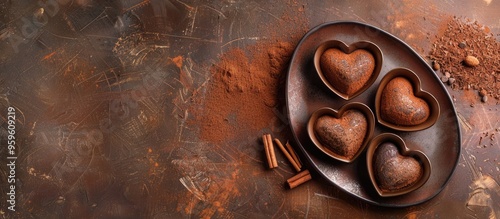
<box><xmin>479</xmin><ymin>89</ymin><xmax>487</xmax><ymax>97</ymax></box>
<box><xmin>482</xmin><ymin>95</ymin><xmax>489</xmax><ymax>103</ymax></box>
<box><xmin>432</xmin><ymin>61</ymin><xmax>440</xmax><ymax>71</ymax></box>
<box><xmin>448</xmin><ymin>77</ymin><xmax>456</xmax><ymax>85</ymax></box>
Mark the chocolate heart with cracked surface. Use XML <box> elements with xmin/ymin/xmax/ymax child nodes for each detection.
<box><xmin>380</xmin><ymin>77</ymin><xmax>430</xmax><ymax>126</ymax></box>
<box><xmin>320</xmin><ymin>48</ymin><xmax>375</xmax><ymax>96</ymax></box>
<box><xmin>314</xmin><ymin>110</ymin><xmax>367</xmax><ymax>160</ymax></box>
<box><xmin>373</xmin><ymin>142</ymin><xmax>423</xmax><ymax>192</ymax></box>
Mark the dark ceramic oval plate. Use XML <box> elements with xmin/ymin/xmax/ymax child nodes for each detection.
<box><xmin>286</xmin><ymin>21</ymin><xmax>461</xmax><ymax>207</ymax></box>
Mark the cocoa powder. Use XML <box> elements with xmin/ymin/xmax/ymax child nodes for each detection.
<box><xmin>429</xmin><ymin>17</ymin><xmax>500</xmax><ymax>101</ymax></box>
<box><xmin>192</xmin><ymin>41</ymin><xmax>295</xmax><ymax>143</ymax></box>
<box><xmin>190</xmin><ymin>3</ymin><xmax>309</xmax><ymax>144</ymax></box>
<box><xmin>179</xmin><ymin>4</ymin><xmax>308</xmax><ymax>217</ymax></box>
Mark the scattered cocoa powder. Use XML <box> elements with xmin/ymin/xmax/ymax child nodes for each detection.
<box><xmin>189</xmin><ymin>2</ymin><xmax>309</xmax><ymax>144</ymax></box>
<box><xmin>192</xmin><ymin>41</ymin><xmax>295</xmax><ymax>143</ymax></box>
<box><xmin>429</xmin><ymin>17</ymin><xmax>500</xmax><ymax>101</ymax></box>
<box><xmin>176</xmin><ymin>3</ymin><xmax>309</xmax><ymax>218</ymax></box>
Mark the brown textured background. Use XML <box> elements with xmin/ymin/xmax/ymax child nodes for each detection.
<box><xmin>0</xmin><ymin>0</ymin><xmax>499</xmax><ymax>218</ymax></box>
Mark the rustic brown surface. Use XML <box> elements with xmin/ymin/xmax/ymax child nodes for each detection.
<box><xmin>0</xmin><ymin>0</ymin><xmax>499</xmax><ymax>218</ymax></box>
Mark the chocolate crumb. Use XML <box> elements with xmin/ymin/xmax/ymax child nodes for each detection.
<box><xmin>458</xmin><ymin>42</ymin><xmax>467</xmax><ymax>48</ymax></box>
<box><xmin>479</xmin><ymin>89</ymin><xmax>487</xmax><ymax>97</ymax></box>
<box><xmin>482</xmin><ymin>95</ymin><xmax>488</xmax><ymax>103</ymax></box>
<box><xmin>441</xmin><ymin>76</ymin><xmax>449</xmax><ymax>83</ymax></box>
<box><xmin>432</xmin><ymin>61</ymin><xmax>441</xmax><ymax>71</ymax></box>
<box><xmin>448</xmin><ymin>77</ymin><xmax>456</xmax><ymax>85</ymax></box>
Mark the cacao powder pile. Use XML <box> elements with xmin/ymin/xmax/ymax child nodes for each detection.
<box><xmin>193</xmin><ymin>41</ymin><xmax>295</xmax><ymax>143</ymax></box>
<box><xmin>429</xmin><ymin>17</ymin><xmax>500</xmax><ymax>101</ymax></box>
<box><xmin>190</xmin><ymin>2</ymin><xmax>309</xmax><ymax>143</ymax></box>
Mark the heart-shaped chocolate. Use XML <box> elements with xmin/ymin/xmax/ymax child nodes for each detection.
<box><xmin>380</xmin><ymin>77</ymin><xmax>429</xmax><ymax>126</ymax></box>
<box><xmin>307</xmin><ymin>103</ymin><xmax>375</xmax><ymax>163</ymax></box>
<box><xmin>314</xmin><ymin>110</ymin><xmax>367</xmax><ymax>160</ymax></box>
<box><xmin>375</xmin><ymin>68</ymin><xmax>440</xmax><ymax>131</ymax></box>
<box><xmin>373</xmin><ymin>142</ymin><xmax>422</xmax><ymax>192</ymax></box>
<box><xmin>366</xmin><ymin>133</ymin><xmax>431</xmax><ymax>197</ymax></box>
<box><xmin>314</xmin><ymin>40</ymin><xmax>383</xmax><ymax>100</ymax></box>
<box><xmin>307</xmin><ymin>102</ymin><xmax>375</xmax><ymax>163</ymax></box>
<box><xmin>320</xmin><ymin>48</ymin><xmax>375</xmax><ymax>96</ymax></box>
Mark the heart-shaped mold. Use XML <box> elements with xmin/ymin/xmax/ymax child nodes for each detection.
<box><xmin>307</xmin><ymin>102</ymin><xmax>375</xmax><ymax>163</ymax></box>
<box><xmin>314</xmin><ymin>40</ymin><xmax>383</xmax><ymax>100</ymax></box>
<box><xmin>375</xmin><ymin>68</ymin><xmax>440</xmax><ymax>131</ymax></box>
<box><xmin>366</xmin><ymin>133</ymin><xmax>431</xmax><ymax>197</ymax></box>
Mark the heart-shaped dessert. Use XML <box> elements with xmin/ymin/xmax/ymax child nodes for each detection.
<box><xmin>373</xmin><ymin>142</ymin><xmax>422</xmax><ymax>192</ymax></box>
<box><xmin>366</xmin><ymin>133</ymin><xmax>431</xmax><ymax>197</ymax></box>
<box><xmin>380</xmin><ymin>77</ymin><xmax>429</xmax><ymax>126</ymax></box>
<box><xmin>320</xmin><ymin>48</ymin><xmax>375</xmax><ymax>96</ymax></box>
<box><xmin>375</xmin><ymin>68</ymin><xmax>440</xmax><ymax>131</ymax></box>
<box><xmin>307</xmin><ymin>103</ymin><xmax>375</xmax><ymax>163</ymax></box>
<box><xmin>314</xmin><ymin>40</ymin><xmax>383</xmax><ymax>100</ymax></box>
<box><xmin>314</xmin><ymin>110</ymin><xmax>367</xmax><ymax>160</ymax></box>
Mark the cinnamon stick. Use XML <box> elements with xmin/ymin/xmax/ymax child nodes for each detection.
<box><xmin>266</xmin><ymin>134</ymin><xmax>278</xmax><ymax>168</ymax></box>
<box><xmin>285</xmin><ymin>141</ymin><xmax>302</xmax><ymax>169</ymax></box>
<box><xmin>262</xmin><ymin>134</ymin><xmax>273</xmax><ymax>168</ymax></box>
<box><xmin>274</xmin><ymin>138</ymin><xmax>301</xmax><ymax>172</ymax></box>
<box><xmin>287</xmin><ymin>170</ymin><xmax>311</xmax><ymax>189</ymax></box>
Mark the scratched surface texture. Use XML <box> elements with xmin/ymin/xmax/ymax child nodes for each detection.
<box><xmin>0</xmin><ymin>0</ymin><xmax>499</xmax><ymax>218</ymax></box>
